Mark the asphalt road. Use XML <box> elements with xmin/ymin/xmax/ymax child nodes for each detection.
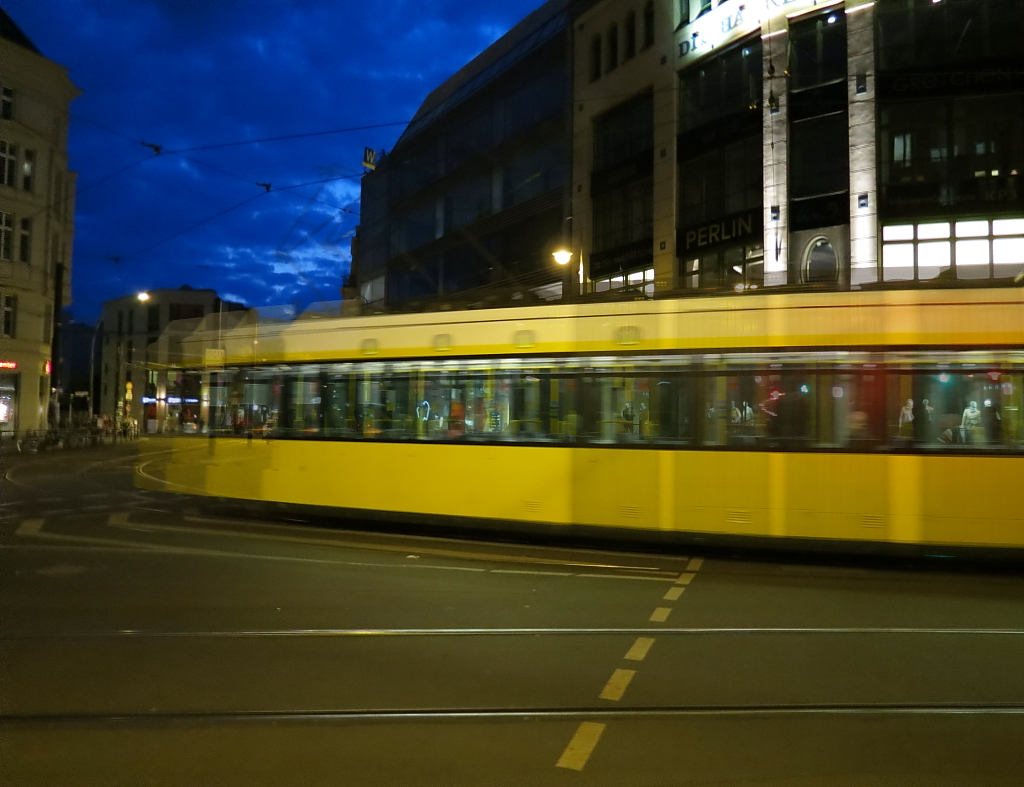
<box><xmin>3</xmin><ymin>439</ymin><xmax>1024</xmax><ymax>786</ymax></box>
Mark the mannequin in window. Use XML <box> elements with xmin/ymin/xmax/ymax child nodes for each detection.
<box><xmin>730</xmin><ymin>400</ymin><xmax>741</xmax><ymax>424</ymax></box>
<box><xmin>960</xmin><ymin>400</ymin><xmax>981</xmax><ymax>443</ymax></box>
<box><xmin>898</xmin><ymin>398</ymin><xmax>914</xmax><ymax>435</ymax></box>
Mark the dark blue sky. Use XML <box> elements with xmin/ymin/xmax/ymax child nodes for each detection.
<box><xmin>5</xmin><ymin>0</ymin><xmax>546</xmax><ymax>324</ymax></box>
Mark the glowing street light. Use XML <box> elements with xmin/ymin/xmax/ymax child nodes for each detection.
<box><xmin>137</xmin><ymin>291</ymin><xmax>151</xmax><ymax>302</ymax></box>
<box><xmin>552</xmin><ymin>249</ymin><xmax>573</xmax><ymax>266</ymax></box>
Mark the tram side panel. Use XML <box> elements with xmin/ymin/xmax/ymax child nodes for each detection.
<box><xmin>144</xmin><ymin>438</ymin><xmax>1024</xmax><ymax>551</ymax></box>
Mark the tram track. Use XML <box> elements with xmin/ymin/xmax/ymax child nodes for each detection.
<box><xmin>7</xmin><ymin>625</ymin><xmax>1024</xmax><ymax>640</ymax></box>
<box><xmin>6</xmin><ymin>702</ymin><xmax>1024</xmax><ymax>728</ymax></box>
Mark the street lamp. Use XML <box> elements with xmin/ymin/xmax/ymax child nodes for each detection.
<box><xmin>137</xmin><ymin>291</ymin><xmax>150</xmax><ymax>302</ymax></box>
<box><xmin>552</xmin><ymin>249</ymin><xmax>573</xmax><ymax>266</ymax></box>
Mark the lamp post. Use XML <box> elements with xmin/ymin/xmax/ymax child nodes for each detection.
<box><xmin>87</xmin><ymin>325</ymin><xmax>98</xmax><ymax>421</ymax></box>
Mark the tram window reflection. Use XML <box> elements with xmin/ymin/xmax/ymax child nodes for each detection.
<box><xmin>324</xmin><ymin>371</ymin><xmax>355</xmax><ymax>437</ymax></box>
<box><xmin>905</xmin><ymin>370</ymin><xmax>1019</xmax><ymax>449</ymax></box>
<box><xmin>821</xmin><ymin>371</ymin><xmax>885</xmax><ymax>447</ymax></box>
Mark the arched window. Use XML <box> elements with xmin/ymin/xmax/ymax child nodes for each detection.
<box><xmin>643</xmin><ymin>1</ymin><xmax>655</xmax><ymax>49</ymax></box>
<box><xmin>590</xmin><ymin>35</ymin><xmax>602</xmax><ymax>81</ymax></box>
<box><xmin>607</xmin><ymin>23</ymin><xmax>620</xmax><ymax>71</ymax></box>
<box><xmin>805</xmin><ymin>237</ymin><xmax>839</xmax><ymax>283</ymax></box>
<box><xmin>624</xmin><ymin>11</ymin><xmax>637</xmax><ymax>60</ymax></box>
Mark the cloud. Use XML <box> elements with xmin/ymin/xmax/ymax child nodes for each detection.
<box><xmin>4</xmin><ymin>0</ymin><xmax>549</xmax><ymax>321</ymax></box>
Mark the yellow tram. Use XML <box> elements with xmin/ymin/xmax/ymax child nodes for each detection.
<box><xmin>138</xmin><ymin>287</ymin><xmax>1024</xmax><ymax>554</ymax></box>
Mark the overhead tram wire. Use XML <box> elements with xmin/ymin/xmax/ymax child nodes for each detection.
<box><xmin>105</xmin><ymin>170</ymin><xmax>365</xmax><ymax>265</ymax></box>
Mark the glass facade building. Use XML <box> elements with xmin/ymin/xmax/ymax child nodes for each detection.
<box><xmin>353</xmin><ymin>0</ymin><xmax>577</xmax><ymax>311</ymax></box>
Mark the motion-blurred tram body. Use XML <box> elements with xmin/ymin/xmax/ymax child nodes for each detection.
<box><xmin>139</xmin><ymin>288</ymin><xmax>1024</xmax><ymax>555</ymax></box>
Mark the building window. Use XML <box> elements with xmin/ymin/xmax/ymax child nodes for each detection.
<box><xmin>590</xmin><ymin>35</ymin><xmax>602</xmax><ymax>82</ymax></box>
<box><xmin>147</xmin><ymin>303</ymin><xmax>160</xmax><ymax>333</ymax></box>
<box><xmin>127</xmin><ymin>310</ymin><xmax>134</xmax><ymax>335</ymax></box>
<box><xmin>1</xmin><ymin>295</ymin><xmax>16</xmax><ymax>338</ymax></box>
<box><xmin>0</xmin><ymin>86</ymin><xmax>12</xmax><ymax>120</ymax></box>
<box><xmin>876</xmin><ymin>0</ymin><xmax>1024</xmax><ymax>74</ymax></box>
<box><xmin>594</xmin><ymin>92</ymin><xmax>654</xmax><ymax>171</ymax></box>
<box><xmin>593</xmin><ymin>177</ymin><xmax>654</xmax><ymax>253</ymax></box>
<box><xmin>697</xmin><ymin>0</ymin><xmax>711</xmax><ymax>19</ymax></box>
<box><xmin>0</xmin><ymin>141</ymin><xmax>16</xmax><ymax>187</ymax></box>
<box><xmin>444</xmin><ymin>175</ymin><xmax>492</xmax><ymax>232</ymax></box>
<box><xmin>805</xmin><ymin>238</ymin><xmax>839</xmax><ymax>283</ymax></box>
<box><xmin>18</xmin><ymin>218</ymin><xmax>30</xmax><ymax>263</ymax></box>
<box><xmin>592</xmin><ymin>267</ymin><xmax>656</xmax><ymax>297</ymax></box>
<box><xmin>789</xmin><ymin>112</ymin><xmax>850</xmax><ymax>200</ymax></box>
<box><xmin>678</xmin><ymin>39</ymin><xmax>762</xmax><ymax>138</ymax></box>
<box><xmin>681</xmin><ymin>242</ymin><xmax>764</xmax><ymax>291</ymax></box>
<box><xmin>789</xmin><ymin>12</ymin><xmax>847</xmax><ymax>92</ymax></box>
<box><xmin>643</xmin><ymin>1</ymin><xmax>655</xmax><ymax>49</ymax></box>
<box><xmin>624</xmin><ymin>12</ymin><xmax>637</xmax><ymax>60</ymax></box>
<box><xmin>503</xmin><ymin>141</ymin><xmax>567</xmax><ymax>207</ymax></box>
<box><xmin>881</xmin><ymin>217</ymin><xmax>1024</xmax><ymax>282</ymax></box>
<box><xmin>678</xmin><ymin>0</ymin><xmax>690</xmax><ymax>27</ymax></box>
<box><xmin>607</xmin><ymin>24</ymin><xmax>619</xmax><ymax>72</ymax></box>
<box><xmin>879</xmin><ymin>94</ymin><xmax>1024</xmax><ymax>220</ymax></box>
<box><xmin>21</xmin><ymin>150</ymin><xmax>34</xmax><ymax>192</ymax></box>
<box><xmin>0</xmin><ymin>213</ymin><xmax>11</xmax><ymax>260</ymax></box>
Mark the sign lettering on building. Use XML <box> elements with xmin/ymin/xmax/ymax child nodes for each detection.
<box><xmin>676</xmin><ymin>0</ymin><xmax>843</xmax><ymax>68</ymax></box>
<box><xmin>679</xmin><ymin>209</ymin><xmax>762</xmax><ymax>255</ymax></box>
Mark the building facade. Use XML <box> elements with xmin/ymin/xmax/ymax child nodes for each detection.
<box><xmin>354</xmin><ymin>0</ymin><xmax>1024</xmax><ymax>310</ymax></box>
<box><xmin>572</xmin><ymin>0</ymin><xmax>1024</xmax><ymax>295</ymax></box>
<box><xmin>354</xmin><ymin>0</ymin><xmax>584</xmax><ymax>311</ymax></box>
<box><xmin>97</xmin><ymin>287</ymin><xmax>240</xmax><ymax>429</ymax></box>
<box><xmin>0</xmin><ymin>10</ymin><xmax>79</xmax><ymax>437</ymax></box>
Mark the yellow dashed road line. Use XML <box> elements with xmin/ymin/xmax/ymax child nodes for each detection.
<box><xmin>599</xmin><ymin>668</ymin><xmax>636</xmax><ymax>701</ymax></box>
<box><xmin>555</xmin><ymin>722</ymin><xmax>607</xmax><ymax>771</ymax></box>
<box><xmin>623</xmin><ymin>636</ymin><xmax>655</xmax><ymax>662</ymax></box>
<box><xmin>554</xmin><ymin>556</ymin><xmax>704</xmax><ymax>770</ymax></box>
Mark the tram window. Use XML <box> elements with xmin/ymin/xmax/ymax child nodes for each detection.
<box><xmin>821</xmin><ymin>371</ymin><xmax>885</xmax><ymax>447</ymax></box>
<box><xmin>284</xmin><ymin>372</ymin><xmax>322</xmax><ymax>434</ymax></box>
<box><xmin>902</xmin><ymin>371</ymin><xmax>1021</xmax><ymax>450</ymax></box>
<box><xmin>324</xmin><ymin>371</ymin><xmax>356</xmax><ymax>437</ymax></box>
<box><xmin>240</xmin><ymin>370</ymin><xmax>280</xmax><ymax>435</ymax></box>
<box><xmin>760</xmin><ymin>373</ymin><xmax>815</xmax><ymax>447</ymax></box>
<box><xmin>355</xmin><ymin>371</ymin><xmax>394</xmax><ymax>438</ymax></box>
<box><xmin>208</xmin><ymin>371</ymin><xmax>232</xmax><ymax>435</ymax></box>
<box><xmin>722</xmin><ymin>374</ymin><xmax>766</xmax><ymax>447</ymax></box>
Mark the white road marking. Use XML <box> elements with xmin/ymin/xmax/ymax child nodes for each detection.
<box><xmin>687</xmin><ymin>557</ymin><xmax>704</xmax><ymax>571</ymax></box>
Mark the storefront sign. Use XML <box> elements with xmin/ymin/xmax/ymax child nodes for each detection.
<box><xmin>590</xmin><ymin>238</ymin><xmax>654</xmax><ymax>279</ymax></box>
<box><xmin>679</xmin><ymin>209</ymin><xmax>762</xmax><ymax>255</ymax></box>
<box><xmin>0</xmin><ymin>361</ymin><xmax>16</xmax><ymax>369</ymax></box>
<box><xmin>877</xmin><ymin>63</ymin><xmax>1024</xmax><ymax>101</ymax></box>
<box><xmin>790</xmin><ymin>192</ymin><xmax>849</xmax><ymax>232</ymax></box>
<box><xmin>676</xmin><ymin>0</ymin><xmax>827</xmax><ymax>68</ymax></box>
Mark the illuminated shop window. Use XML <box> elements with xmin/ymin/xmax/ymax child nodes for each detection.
<box><xmin>881</xmin><ymin>218</ymin><xmax>1024</xmax><ymax>282</ymax></box>
<box><xmin>591</xmin><ymin>267</ymin><xmax>655</xmax><ymax>297</ymax></box>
